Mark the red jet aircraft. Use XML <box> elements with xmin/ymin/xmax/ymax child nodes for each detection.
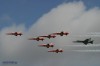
<box><xmin>52</xmin><ymin>31</ymin><xmax>69</xmax><ymax>36</ymax></box>
<box><xmin>48</xmin><ymin>49</ymin><xmax>63</xmax><ymax>53</ymax></box>
<box><xmin>28</xmin><ymin>37</ymin><xmax>44</xmax><ymax>41</ymax></box>
<box><xmin>38</xmin><ymin>43</ymin><xmax>54</xmax><ymax>48</ymax></box>
<box><xmin>6</xmin><ymin>32</ymin><xmax>22</xmax><ymax>36</ymax></box>
<box><xmin>39</xmin><ymin>34</ymin><xmax>56</xmax><ymax>39</ymax></box>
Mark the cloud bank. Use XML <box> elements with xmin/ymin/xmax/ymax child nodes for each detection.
<box><xmin>0</xmin><ymin>1</ymin><xmax>100</xmax><ymax>66</ymax></box>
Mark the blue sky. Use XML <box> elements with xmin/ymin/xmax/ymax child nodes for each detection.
<box><xmin>0</xmin><ymin>0</ymin><xmax>100</xmax><ymax>30</ymax></box>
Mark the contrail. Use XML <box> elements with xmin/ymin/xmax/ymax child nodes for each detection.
<box><xmin>87</xmin><ymin>32</ymin><xmax>100</xmax><ymax>35</ymax></box>
<box><xmin>71</xmin><ymin>32</ymin><xmax>100</xmax><ymax>37</ymax></box>
<box><xmin>70</xmin><ymin>34</ymin><xmax>100</xmax><ymax>37</ymax></box>
<box><xmin>72</xmin><ymin>35</ymin><xmax>100</xmax><ymax>37</ymax></box>
<box><xmin>61</xmin><ymin>44</ymin><xmax>100</xmax><ymax>47</ymax></box>
<box><xmin>72</xmin><ymin>50</ymin><xmax>100</xmax><ymax>52</ymax></box>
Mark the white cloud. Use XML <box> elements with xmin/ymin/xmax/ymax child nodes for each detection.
<box><xmin>0</xmin><ymin>1</ymin><xmax>100</xmax><ymax>66</ymax></box>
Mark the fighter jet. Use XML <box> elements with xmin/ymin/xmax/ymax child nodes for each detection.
<box><xmin>48</xmin><ymin>48</ymin><xmax>63</xmax><ymax>53</ymax></box>
<box><xmin>38</xmin><ymin>43</ymin><xmax>54</xmax><ymax>48</ymax></box>
<box><xmin>6</xmin><ymin>32</ymin><xmax>22</xmax><ymax>36</ymax></box>
<box><xmin>28</xmin><ymin>37</ymin><xmax>44</xmax><ymax>41</ymax></box>
<box><xmin>52</xmin><ymin>31</ymin><xmax>69</xmax><ymax>36</ymax></box>
<box><xmin>73</xmin><ymin>38</ymin><xmax>94</xmax><ymax>45</ymax></box>
<box><xmin>39</xmin><ymin>34</ymin><xmax>56</xmax><ymax>39</ymax></box>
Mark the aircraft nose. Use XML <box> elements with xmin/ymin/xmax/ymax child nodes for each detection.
<box><xmin>67</xmin><ymin>32</ymin><xmax>69</xmax><ymax>34</ymax></box>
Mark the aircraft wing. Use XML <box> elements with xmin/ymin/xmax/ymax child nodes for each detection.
<box><xmin>88</xmin><ymin>38</ymin><xmax>91</xmax><ymax>41</ymax></box>
<box><xmin>85</xmin><ymin>39</ymin><xmax>89</xmax><ymax>41</ymax></box>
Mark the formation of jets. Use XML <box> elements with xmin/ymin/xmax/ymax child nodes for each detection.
<box><xmin>6</xmin><ymin>31</ymin><xmax>95</xmax><ymax>53</ymax></box>
<box><xmin>28</xmin><ymin>31</ymin><xmax>69</xmax><ymax>42</ymax></box>
<box><xmin>6</xmin><ymin>31</ymin><xmax>68</xmax><ymax>53</ymax></box>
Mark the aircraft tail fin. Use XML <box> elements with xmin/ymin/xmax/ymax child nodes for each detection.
<box><xmin>90</xmin><ymin>40</ymin><xmax>93</xmax><ymax>44</ymax></box>
<box><xmin>50</xmin><ymin>43</ymin><xmax>54</xmax><ymax>47</ymax></box>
